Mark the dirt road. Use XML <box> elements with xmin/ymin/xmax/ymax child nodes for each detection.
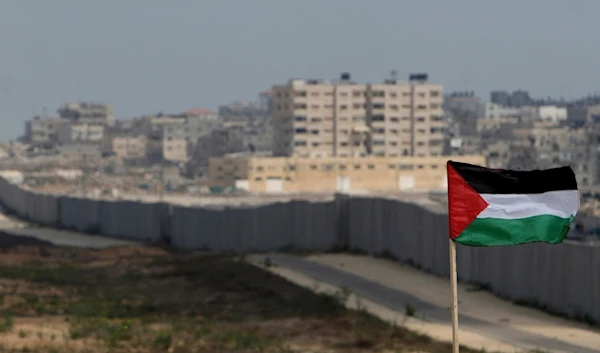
<box><xmin>252</xmin><ymin>253</ymin><xmax>600</xmax><ymax>353</ymax></box>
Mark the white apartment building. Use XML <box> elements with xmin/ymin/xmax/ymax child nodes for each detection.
<box><xmin>57</xmin><ymin>123</ymin><xmax>104</xmax><ymax>144</ymax></box>
<box><xmin>272</xmin><ymin>73</ymin><xmax>445</xmax><ymax>158</ymax></box>
<box><xmin>480</xmin><ymin>103</ymin><xmax>522</xmax><ymax>120</ymax></box>
<box><xmin>537</xmin><ymin>106</ymin><xmax>567</xmax><ymax>123</ymax></box>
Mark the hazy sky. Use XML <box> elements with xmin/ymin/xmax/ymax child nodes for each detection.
<box><xmin>1</xmin><ymin>1</ymin><xmax>599</xmax><ymax>140</ymax></box>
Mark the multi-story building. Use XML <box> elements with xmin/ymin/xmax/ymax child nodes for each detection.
<box><xmin>490</xmin><ymin>90</ymin><xmax>532</xmax><ymax>107</ymax></box>
<box><xmin>444</xmin><ymin>91</ymin><xmax>481</xmax><ymax>113</ymax></box>
<box><xmin>271</xmin><ymin>73</ymin><xmax>445</xmax><ymax>158</ymax></box>
<box><xmin>58</xmin><ymin>103</ymin><xmax>115</xmax><ymax>126</ymax></box>
<box><xmin>480</xmin><ymin>103</ymin><xmax>522</xmax><ymax>120</ymax></box>
<box><xmin>112</xmin><ymin>136</ymin><xmax>147</xmax><ymax>160</ymax></box>
<box><xmin>209</xmin><ymin>155</ymin><xmax>485</xmax><ymax>193</ymax></box>
<box><xmin>162</xmin><ymin>137</ymin><xmax>188</xmax><ymax>162</ymax></box>
<box><xmin>24</xmin><ymin>117</ymin><xmax>66</xmax><ymax>145</ymax></box>
<box><xmin>537</xmin><ymin>106</ymin><xmax>568</xmax><ymax>123</ymax></box>
<box><xmin>161</xmin><ymin>111</ymin><xmax>222</xmax><ymax>162</ymax></box>
<box><xmin>57</xmin><ymin>123</ymin><xmax>104</xmax><ymax>144</ymax></box>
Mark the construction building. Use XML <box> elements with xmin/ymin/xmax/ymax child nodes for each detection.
<box><xmin>271</xmin><ymin>73</ymin><xmax>445</xmax><ymax>158</ymax></box>
<box><xmin>209</xmin><ymin>155</ymin><xmax>485</xmax><ymax>193</ymax></box>
<box><xmin>58</xmin><ymin>102</ymin><xmax>115</xmax><ymax>126</ymax></box>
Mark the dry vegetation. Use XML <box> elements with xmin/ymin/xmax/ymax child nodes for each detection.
<box><xmin>0</xmin><ymin>244</ymin><xmax>512</xmax><ymax>353</ymax></box>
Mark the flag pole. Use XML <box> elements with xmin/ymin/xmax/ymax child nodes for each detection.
<box><xmin>449</xmin><ymin>238</ymin><xmax>459</xmax><ymax>353</ymax></box>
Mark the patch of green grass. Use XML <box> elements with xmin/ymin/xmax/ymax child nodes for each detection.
<box><xmin>107</xmin><ymin>322</ymin><xmax>130</xmax><ymax>353</ymax></box>
<box><xmin>193</xmin><ymin>320</ymin><xmax>213</xmax><ymax>339</ymax></box>
<box><xmin>0</xmin><ymin>264</ymin><xmax>97</xmax><ymax>286</ymax></box>
<box><xmin>153</xmin><ymin>329</ymin><xmax>172</xmax><ymax>350</ymax></box>
<box><xmin>213</xmin><ymin>328</ymin><xmax>270</xmax><ymax>350</ymax></box>
<box><xmin>68</xmin><ymin>317</ymin><xmax>130</xmax><ymax>341</ymax></box>
<box><xmin>66</xmin><ymin>296</ymin><xmax>158</xmax><ymax>318</ymax></box>
<box><xmin>18</xmin><ymin>329</ymin><xmax>27</xmax><ymax>338</ymax></box>
<box><xmin>0</xmin><ymin>315</ymin><xmax>13</xmax><ymax>333</ymax></box>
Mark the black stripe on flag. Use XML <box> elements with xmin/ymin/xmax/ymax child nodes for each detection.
<box><xmin>448</xmin><ymin>161</ymin><xmax>578</xmax><ymax>194</ymax></box>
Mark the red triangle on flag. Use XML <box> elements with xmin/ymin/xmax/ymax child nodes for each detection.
<box><xmin>447</xmin><ymin>162</ymin><xmax>489</xmax><ymax>239</ymax></box>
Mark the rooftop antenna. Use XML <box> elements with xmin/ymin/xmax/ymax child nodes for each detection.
<box><xmin>390</xmin><ymin>69</ymin><xmax>399</xmax><ymax>81</ymax></box>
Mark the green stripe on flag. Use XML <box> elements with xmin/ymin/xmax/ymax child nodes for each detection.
<box><xmin>455</xmin><ymin>214</ymin><xmax>574</xmax><ymax>246</ymax></box>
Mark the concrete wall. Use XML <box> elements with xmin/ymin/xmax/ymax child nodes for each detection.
<box><xmin>345</xmin><ymin>196</ymin><xmax>600</xmax><ymax>323</ymax></box>
<box><xmin>0</xmin><ymin>176</ymin><xmax>597</xmax><ymax>323</ymax></box>
<box><xmin>171</xmin><ymin>200</ymin><xmax>338</xmax><ymax>252</ymax></box>
<box><xmin>58</xmin><ymin>197</ymin><xmax>167</xmax><ymax>241</ymax></box>
<box><xmin>0</xmin><ymin>178</ymin><xmax>59</xmax><ymax>226</ymax></box>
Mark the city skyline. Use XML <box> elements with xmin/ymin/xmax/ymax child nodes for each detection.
<box><xmin>1</xmin><ymin>0</ymin><xmax>600</xmax><ymax>141</ymax></box>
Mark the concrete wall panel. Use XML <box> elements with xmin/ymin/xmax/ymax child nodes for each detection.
<box><xmin>59</xmin><ymin>197</ymin><xmax>100</xmax><ymax>233</ymax></box>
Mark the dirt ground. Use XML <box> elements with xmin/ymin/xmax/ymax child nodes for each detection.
<box><xmin>0</xmin><ymin>241</ymin><xmax>507</xmax><ymax>353</ymax></box>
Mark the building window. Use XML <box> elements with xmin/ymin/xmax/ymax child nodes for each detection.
<box><xmin>294</xmin><ymin>115</ymin><xmax>306</xmax><ymax>121</ymax></box>
<box><xmin>339</xmin><ymin>164</ymin><xmax>346</xmax><ymax>170</ymax></box>
<box><xmin>400</xmin><ymin>164</ymin><xmax>413</xmax><ymax>170</ymax></box>
<box><xmin>340</xmin><ymin>105</ymin><xmax>348</xmax><ymax>110</ymax></box>
<box><xmin>372</xmin><ymin>115</ymin><xmax>384</xmax><ymax>122</ymax></box>
<box><xmin>372</xmin><ymin>103</ymin><xmax>385</xmax><ymax>109</ymax></box>
<box><xmin>389</xmin><ymin>164</ymin><xmax>396</xmax><ymax>169</ymax></box>
<box><xmin>372</xmin><ymin>91</ymin><xmax>385</xmax><ymax>97</ymax></box>
<box><xmin>353</xmin><ymin>91</ymin><xmax>362</xmax><ymax>97</ymax></box>
<box><xmin>295</xmin><ymin>128</ymin><xmax>307</xmax><ymax>134</ymax></box>
<box><xmin>354</xmin><ymin>164</ymin><xmax>361</xmax><ymax>169</ymax></box>
<box><xmin>367</xmin><ymin>164</ymin><xmax>375</xmax><ymax>169</ymax></box>
<box><xmin>294</xmin><ymin>104</ymin><xmax>307</xmax><ymax>109</ymax></box>
<box><xmin>430</xmin><ymin>91</ymin><xmax>440</xmax><ymax>97</ymax></box>
<box><xmin>255</xmin><ymin>177</ymin><xmax>262</xmax><ymax>181</ymax></box>
<box><xmin>310</xmin><ymin>164</ymin><xmax>318</xmax><ymax>170</ymax></box>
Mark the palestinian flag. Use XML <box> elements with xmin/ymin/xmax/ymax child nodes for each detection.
<box><xmin>447</xmin><ymin>161</ymin><xmax>579</xmax><ymax>246</ymax></box>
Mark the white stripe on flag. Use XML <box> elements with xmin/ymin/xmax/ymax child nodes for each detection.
<box><xmin>478</xmin><ymin>190</ymin><xmax>579</xmax><ymax>220</ymax></box>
